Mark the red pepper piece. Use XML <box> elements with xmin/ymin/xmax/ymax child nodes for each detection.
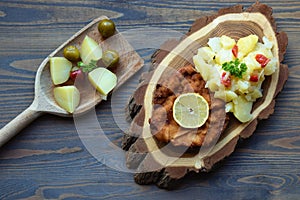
<box><xmin>232</xmin><ymin>45</ymin><xmax>238</xmax><ymax>58</ymax></box>
<box><xmin>70</xmin><ymin>69</ymin><xmax>84</xmax><ymax>82</ymax></box>
<box><xmin>221</xmin><ymin>72</ymin><xmax>231</xmax><ymax>87</ymax></box>
<box><xmin>255</xmin><ymin>54</ymin><xmax>270</xmax><ymax>68</ymax></box>
<box><xmin>250</xmin><ymin>74</ymin><xmax>259</xmax><ymax>82</ymax></box>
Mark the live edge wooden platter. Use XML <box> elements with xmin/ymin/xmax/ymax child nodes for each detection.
<box><xmin>121</xmin><ymin>2</ymin><xmax>288</xmax><ymax>189</ymax></box>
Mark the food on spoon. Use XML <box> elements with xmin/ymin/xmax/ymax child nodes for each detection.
<box><xmin>70</xmin><ymin>66</ymin><xmax>84</xmax><ymax>82</ymax></box>
<box><xmin>53</xmin><ymin>85</ymin><xmax>80</xmax><ymax>113</ymax></box>
<box><xmin>102</xmin><ymin>50</ymin><xmax>119</xmax><ymax>68</ymax></box>
<box><xmin>193</xmin><ymin>34</ymin><xmax>277</xmax><ymax>122</ymax></box>
<box><xmin>77</xmin><ymin>60</ymin><xmax>98</xmax><ymax>73</ymax></box>
<box><xmin>48</xmin><ymin>18</ymin><xmax>121</xmax><ymax>114</ymax></box>
<box><xmin>63</xmin><ymin>45</ymin><xmax>80</xmax><ymax>61</ymax></box>
<box><xmin>98</xmin><ymin>19</ymin><xmax>116</xmax><ymax>38</ymax></box>
<box><xmin>50</xmin><ymin>57</ymin><xmax>72</xmax><ymax>85</ymax></box>
<box><xmin>80</xmin><ymin>35</ymin><xmax>103</xmax><ymax>64</ymax></box>
<box><xmin>88</xmin><ymin>67</ymin><xmax>117</xmax><ymax>96</ymax></box>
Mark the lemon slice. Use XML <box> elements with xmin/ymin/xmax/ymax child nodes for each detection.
<box><xmin>173</xmin><ymin>93</ymin><xmax>209</xmax><ymax>128</ymax></box>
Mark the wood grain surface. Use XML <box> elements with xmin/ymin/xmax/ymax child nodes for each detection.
<box><xmin>0</xmin><ymin>0</ymin><xmax>299</xmax><ymax>199</ymax></box>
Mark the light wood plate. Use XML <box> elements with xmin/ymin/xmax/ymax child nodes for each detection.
<box><xmin>123</xmin><ymin>5</ymin><xmax>289</xmax><ymax>187</ymax></box>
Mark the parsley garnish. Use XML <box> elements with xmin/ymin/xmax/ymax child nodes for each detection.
<box><xmin>77</xmin><ymin>60</ymin><xmax>98</xmax><ymax>73</ymax></box>
<box><xmin>222</xmin><ymin>58</ymin><xmax>247</xmax><ymax>78</ymax></box>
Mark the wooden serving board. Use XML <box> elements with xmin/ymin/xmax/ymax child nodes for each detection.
<box><xmin>122</xmin><ymin>2</ymin><xmax>288</xmax><ymax>189</ymax></box>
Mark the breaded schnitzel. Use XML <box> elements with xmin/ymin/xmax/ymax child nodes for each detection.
<box><xmin>150</xmin><ymin>65</ymin><xmax>228</xmax><ymax>147</ymax></box>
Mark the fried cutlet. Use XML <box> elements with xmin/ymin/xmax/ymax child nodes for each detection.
<box><xmin>150</xmin><ymin>65</ymin><xmax>228</xmax><ymax>147</ymax></box>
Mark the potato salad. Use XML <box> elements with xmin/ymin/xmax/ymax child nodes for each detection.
<box><xmin>193</xmin><ymin>35</ymin><xmax>277</xmax><ymax>122</ymax></box>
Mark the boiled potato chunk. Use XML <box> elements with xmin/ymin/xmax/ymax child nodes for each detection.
<box><xmin>237</xmin><ymin>80</ymin><xmax>250</xmax><ymax>93</ymax></box>
<box><xmin>193</xmin><ymin>54</ymin><xmax>220</xmax><ymax>91</ymax></box>
<box><xmin>50</xmin><ymin>57</ymin><xmax>72</xmax><ymax>85</ymax></box>
<box><xmin>197</xmin><ymin>47</ymin><xmax>215</xmax><ymax>63</ymax></box>
<box><xmin>254</xmin><ymin>43</ymin><xmax>273</xmax><ymax>58</ymax></box>
<box><xmin>243</xmin><ymin>52</ymin><xmax>262</xmax><ymax>72</ymax></box>
<box><xmin>208</xmin><ymin>37</ymin><xmax>222</xmax><ymax>53</ymax></box>
<box><xmin>193</xmin><ymin>54</ymin><xmax>211</xmax><ymax>81</ymax></box>
<box><xmin>262</xmin><ymin>36</ymin><xmax>273</xmax><ymax>49</ymax></box>
<box><xmin>245</xmin><ymin>89</ymin><xmax>263</xmax><ymax>102</ymax></box>
<box><xmin>225</xmin><ymin>102</ymin><xmax>234</xmax><ymax>113</ymax></box>
<box><xmin>237</xmin><ymin>35</ymin><xmax>258</xmax><ymax>56</ymax></box>
<box><xmin>53</xmin><ymin>86</ymin><xmax>80</xmax><ymax>113</ymax></box>
<box><xmin>220</xmin><ymin>35</ymin><xmax>236</xmax><ymax>49</ymax></box>
<box><xmin>215</xmin><ymin>90</ymin><xmax>238</xmax><ymax>102</ymax></box>
<box><xmin>264</xmin><ymin>58</ymin><xmax>277</xmax><ymax>75</ymax></box>
<box><xmin>215</xmin><ymin>49</ymin><xmax>234</xmax><ymax>65</ymax></box>
<box><xmin>80</xmin><ymin>35</ymin><xmax>103</xmax><ymax>64</ymax></box>
<box><xmin>233</xmin><ymin>95</ymin><xmax>253</xmax><ymax>123</ymax></box>
<box><xmin>88</xmin><ymin>67</ymin><xmax>117</xmax><ymax>96</ymax></box>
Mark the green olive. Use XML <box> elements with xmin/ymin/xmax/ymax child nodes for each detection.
<box><xmin>98</xmin><ymin>19</ymin><xmax>116</xmax><ymax>38</ymax></box>
<box><xmin>63</xmin><ymin>45</ymin><xmax>80</xmax><ymax>61</ymax></box>
<box><xmin>102</xmin><ymin>50</ymin><xmax>119</xmax><ymax>68</ymax></box>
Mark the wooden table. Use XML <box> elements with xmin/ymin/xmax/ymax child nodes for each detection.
<box><xmin>0</xmin><ymin>0</ymin><xmax>299</xmax><ymax>199</ymax></box>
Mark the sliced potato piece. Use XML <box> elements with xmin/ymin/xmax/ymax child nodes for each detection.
<box><xmin>53</xmin><ymin>85</ymin><xmax>80</xmax><ymax>113</ymax></box>
<box><xmin>215</xmin><ymin>49</ymin><xmax>235</xmax><ymax>65</ymax></box>
<box><xmin>208</xmin><ymin>37</ymin><xmax>222</xmax><ymax>53</ymax></box>
<box><xmin>220</xmin><ymin>35</ymin><xmax>236</xmax><ymax>49</ymax></box>
<box><xmin>80</xmin><ymin>35</ymin><xmax>103</xmax><ymax>64</ymax></box>
<box><xmin>197</xmin><ymin>46</ymin><xmax>215</xmax><ymax>63</ymax></box>
<box><xmin>193</xmin><ymin>54</ymin><xmax>211</xmax><ymax>81</ymax></box>
<box><xmin>264</xmin><ymin>58</ymin><xmax>277</xmax><ymax>75</ymax></box>
<box><xmin>215</xmin><ymin>90</ymin><xmax>238</xmax><ymax>102</ymax></box>
<box><xmin>88</xmin><ymin>67</ymin><xmax>117</xmax><ymax>96</ymax></box>
<box><xmin>237</xmin><ymin>34</ymin><xmax>258</xmax><ymax>56</ymax></box>
<box><xmin>233</xmin><ymin>95</ymin><xmax>253</xmax><ymax>123</ymax></box>
<box><xmin>50</xmin><ymin>57</ymin><xmax>72</xmax><ymax>85</ymax></box>
<box><xmin>243</xmin><ymin>52</ymin><xmax>262</xmax><ymax>72</ymax></box>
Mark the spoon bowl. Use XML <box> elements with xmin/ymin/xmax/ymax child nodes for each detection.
<box><xmin>0</xmin><ymin>16</ymin><xmax>144</xmax><ymax>146</ymax></box>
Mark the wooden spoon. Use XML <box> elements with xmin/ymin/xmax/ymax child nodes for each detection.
<box><xmin>0</xmin><ymin>16</ymin><xmax>144</xmax><ymax>147</ymax></box>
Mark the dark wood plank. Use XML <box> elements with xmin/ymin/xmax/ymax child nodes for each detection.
<box><xmin>0</xmin><ymin>0</ymin><xmax>299</xmax><ymax>199</ymax></box>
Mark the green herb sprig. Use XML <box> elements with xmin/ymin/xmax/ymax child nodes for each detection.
<box><xmin>222</xmin><ymin>58</ymin><xmax>247</xmax><ymax>78</ymax></box>
<box><xmin>77</xmin><ymin>60</ymin><xmax>98</xmax><ymax>73</ymax></box>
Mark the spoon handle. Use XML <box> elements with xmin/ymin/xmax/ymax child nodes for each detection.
<box><xmin>0</xmin><ymin>106</ymin><xmax>42</xmax><ymax>147</ymax></box>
